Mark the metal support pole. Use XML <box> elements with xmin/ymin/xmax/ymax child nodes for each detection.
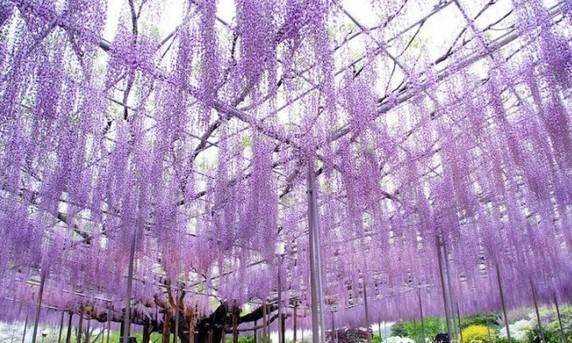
<box><xmin>495</xmin><ymin>264</ymin><xmax>511</xmax><ymax>343</ymax></box>
<box><xmin>65</xmin><ymin>312</ymin><xmax>73</xmax><ymax>343</ymax></box>
<box><xmin>530</xmin><ymin>281</ymin><xmax>545</xmax><ymax>343</ymax></box>
<box><xmin>418</xmin><ymin>289</ymin><xmax>426</xmax><ymax>343</ymax></box>
<box><xmin>31</xmin><ymin>271</ymin><xmax>47</xmax><ymax>343</ymax></box>
<box><xmin>443</xmin><ymin>243</ymin><xmax>457</xmax><ymax>339</ymax></box>
<box><xmin>58</xmin><ymin>311</ymin><xmax>65</xmax><ymax>343</ymax></box>
<box><xmin>331</xmin><ymin>311</ymin><xmax>335</xmax><ymax>343</ymax></box>
<box><xmin>86</xmin><ymin>318</ymin><xmax>91</xmax><ymax>343</ymax></box>
<box><xmin>437</xmin><ymin>236</ymin><xmax>452</xmax><ymax>340</ymax></box>
<box><xmin>307</xmin><ymin>158</ymin><xmax>326</xmax><ymax>343</ymax></box>
<box><xmin>456</xmin><ymin>304</ymin><xmax>463</xmax><ymax>343</ymax></box>
<box><xmin>263</xmin><ymin>301</ymin><xmax>268</xmax><ymax>343</ymax></box>
<box><xmin>363</xmin><ymin>283</ymin><xmax>371</xmax><ymax>343</ymax></box>
<box><xmin>123</xmin><ymin>221</ymin><xmax>139</xmax><ymax>343</ymax></box>
<box><xmin>106</xmin><ymin>307</ymin><xmax>111</xmax><ymax>343</ymax></box>
<box><xmin>22</xmin><ymin>313</ymin><xmax>29</xmax><ymax>343</ymax></box>
<box><xmin>254</xmin><ymin>320</ymin><xmax>258</xmax><ymax>343</ymax></box>
<box><xmin>278</xmin><ymin>269</ymin><xmax>284</xmax><ymax>343</ymax></box>
<box><xmin>293</xmin><ymin>305</ymin><xmax>298</xmax><ymax>343</ymax></box>
<box><xmin>553</xmin><ymin>294</ymin><xmax>568</xmax><ymax>343</ymax></box>
<box><xmin>78</xmin><ymin>308</ymin><xmax>84</xmax><ymax>343</ymax></box>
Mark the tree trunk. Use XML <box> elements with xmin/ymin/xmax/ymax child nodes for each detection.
<box><xmin>163</xmin><ymin>311</ymin><xmax>172</xmax><ymax>343</ymax></box>
<box><xmin>142</xmin><ymin>321</ymin><xmax>151</xmax><ymax>343</ymax></box>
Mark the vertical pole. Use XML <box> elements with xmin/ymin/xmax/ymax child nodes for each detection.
<box><xmin>331</xmin><ymin>311</ymin><xmax>335</xmax><ymax>343</ymax></box>
<box><xmin>86</xmin><ymin>318</ymin><xmax>91</xmax><ymax>343</ymax></box>
<box><xmin>22</xmin><ymin>313</ymin><xmax>29</xmax><ymax>343</ymax></box>
<box><xmin>31</xmin><ymin>271</ymin><xmax>47</xmax><ymax>343</ymax></box>
<box><xmin>263</xmin><ymin>301</ymin><xmax>268</xmax><ymax>343</ymax></box>
<box><xmin>78</xmin><ymin>308</ymin><xmax>84</xmax><ymax>343</ymax></box>
<box><xmin>123</xmin><ymin>223</ymin><xmax>139</xmax><ymax>343</ymax></box>
<box><xmin>456</xmin><ymin>304</ymin><xmax>462</xmax><ymax>343</ymax></box>
<box><xmin>293</xmin><ymin>305</ymin><xmax>297</xmax><ymax>343</ymax></box>
<box><xmin>65</xmin><ymin>312</ymin><xmax>73</xmax><ymax>343</ymax></box>
<box><xmin>281</xmin><ymin>314</ymin><xmax>286</xmax><ymax>343</ymax></box>
<box><xmin>106</xmin><ymin>307</ymin><xmax>111</xmax><ymax>343</ymax></box>
<box><xmin>307</xmin><ymin>158</ymin><xmax>325</xmax><ymax>343</ymax></box>
<box><xmin>443</xmin><ymin>243</ymin><xmax>457</xmax><ymax>339</ymax></box>
<box><xmin>530</xmin><ymin>281</ymin><xmax>545</xmax><ymax>343</ymax></box>
<box><xmin>553</xmin><ymin>294</ymin><xmax>568</xmax><ymax>343</ymax></box>
<box><xmin>58</xmin><ymin>310</ymin><xmax>65</xmax><ymax>343</ymax></box>
<box><xmin>418</xmin><ymin>289</ymin><xmax>426</xmax><ymax>343</ymax></box>
<box><xmin>437</xmin><ymin>236</ymin><xmax>452</xmax><ymax>340</ymax></box>
<box><xmin>254</xmin><ymin>320</ymin><xmax>258</xmax><ymax>343</ymax></box>
<box><xmin>233</xmin><ymin>306</ymin><xmax>239</xmax><ymax>343</ymax></box>
<box><xmin>363</xmin><ymin>283</ymin><xmax>371</xmax><ymax>343</ymax></box>
<box><xmin>278</xmin><ymin>269</ymin><xmax>284</xmax><ymax>343</ymax></box>
<box><xmin>495</xmin><ymin>264</ymin><xmax>511</xmax><ymax>343</ymax></box>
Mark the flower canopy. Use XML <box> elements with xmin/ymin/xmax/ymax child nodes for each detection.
<box><xmin>0</xmin><ymin>0</ymin><xmax>571</xmax><ymax>339</ymax></box>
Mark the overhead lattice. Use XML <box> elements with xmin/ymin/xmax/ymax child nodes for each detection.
<box><xmin>0</xmin><ymin>0</ymin><xmax>571</xmax><ymax>340</ymax></box>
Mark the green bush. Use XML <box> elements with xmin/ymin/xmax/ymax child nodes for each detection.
<box><xmin>460</xmin><ymin>314</ymin><xmax>500</xmax><ymax>330</ymax></box>
<box><xmin>390</xmin><ymin>317</ymin><xmax>447</xmax><ymax>340</ymax></box>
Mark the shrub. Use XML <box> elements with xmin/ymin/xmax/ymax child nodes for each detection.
<box><xmin>461</xmin><ymin>324</ymin><xmax>496</xmax><ymax>343</ymax></box>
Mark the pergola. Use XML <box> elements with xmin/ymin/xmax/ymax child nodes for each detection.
<box><xmin>0</xmin><ymin>0</ymin><xmax>571</xmax><ymax>343</ymax></box>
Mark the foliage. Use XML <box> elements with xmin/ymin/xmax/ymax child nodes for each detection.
<box><xmin>460</xmin><ymin>324</ymin><xmax>495</xmax><ymax>343</ymax></box>
<box><xmin>525</xmin><ymin>306</ymin><xmax>572</xmax><ymax>343</ymax></box>
<box><xmin>391</xmin><ymin>317</ymin><xmax>447</xmax><ymax>341</ymax></box>
<box><xmin>494</xmin><ymin>337</ymin><xmax>522</xmax><ymax>343</ymax></box>
<box><xmin>460</xmin><ymin>314</ymin><xmax>500</xmax><ymax>329</ymax></box>
<box><xmin>227</xmin><ymin>335</ymin><xmax>255</xmax><ymax>343</ymax></box>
